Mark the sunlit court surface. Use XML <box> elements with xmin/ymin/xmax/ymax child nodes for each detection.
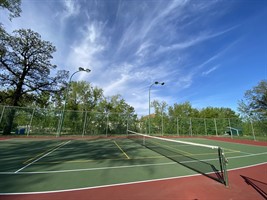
<box><xmin>0</xmin><ymin>131</ymin><xmax>266</xmax><ymax>200</ymax></box>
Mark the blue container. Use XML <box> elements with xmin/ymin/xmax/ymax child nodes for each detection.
<box><xmin>19</xmin><ymin>128</ymin><xmax>25</xmax><ymax>135</ymax></box>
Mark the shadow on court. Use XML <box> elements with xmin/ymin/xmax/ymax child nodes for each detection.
<box><xmin>145</xmin><ymin>145</ymin><xmax>226</xmax><ymax>185</ymax></box>
<box><xmin>127</xmin><ymin>135</ymin><xmax>227</xmax><ymax>185</ymax></box>
<box><xmin>241</xmin><ymin>175</ymin><xmax>267</xmax><ymax>199</ymax></box>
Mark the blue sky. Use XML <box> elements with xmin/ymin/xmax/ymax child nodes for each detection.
<box><xmin>1</xmin><ymin>0</ymin><xmax>266</xmax><ymax>116</ymax></box>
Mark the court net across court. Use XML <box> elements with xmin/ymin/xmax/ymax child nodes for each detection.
<box><xmin>127</xmin><ymin>130</ymin><xmax>229</xmax><ymax>186</ymax></box>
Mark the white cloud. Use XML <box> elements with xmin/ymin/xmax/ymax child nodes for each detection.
<box><xmin>61</xmin><ymin>0</ymin><xmax>80</xmax><ymax>20</ymax></box>
<box><xmin>156</xmin><ymin>26</ymin><xmax>237</xmax><ymax>54</ymax></box>
<box><xmin>202</xmin><ymin>66</ymin><xmax>219</xmax><ymax>76</ymax></box>
<box><xmin>67</xmin><ymin>21</ymin><xmax>106</xmax><ymax>73</ymax></box>
<box><xmin>135</xmin><ymin>41</ymin><xmax>153</xmax><ymax>58</ymax></box>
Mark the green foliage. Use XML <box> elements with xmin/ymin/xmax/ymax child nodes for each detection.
<box><xmin>140</xmin><ymin>101</ymin><xmax>240</xmax><ymax>136</ymax></box>
<box><xmin>199</xmin><ymin>107</ymin><xmax>239</xmax><ymax>119</ymax></box>
<box><xmin>238</xmin><ymin>80</ymin><xmax>267</xmax><ymax>120</ymax></box>
<box><xmin>0</xmin><ymin>0</ymin><xmax>21</xmax><ymax>19</ymax></box>
<box><xmin>0</xmin><ymin>29</ymin><xmax>68</xmax><ymax>134</ymax></box>
<box><xmin>0</xmin><ymin>29</ymin><xmax>68</xmax><ymax>107</ymax></box>
<box><xmin>98</xmin><ymin>94</ymin><xmax>135</xmax><ymax>115</ymax></box>
<box><xmin>65</xmin><ymin>81</ymin><xmax>104</xmax><ymax>111</ymax></box>
<box><xmin>168</xmin><ymin>101</ymin><xmax>199</xmax><ymax>118</ymax></box>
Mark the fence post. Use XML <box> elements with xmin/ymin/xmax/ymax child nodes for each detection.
<box><xmin>177</xmin><ymin>117</ymin><xmax>179</xmax><ymax>136</ymax></box>
<box><xmin>204</xmin><ymin>118</ymin><xmax>207</xmax><ymax>136</ymax></box>
<box><xmin>56</xmin><ymin>110</ymin><xmax>63</xmax><ymax>137</ymax></box>
<box><xmin>250</xmin><ymin>120</ymin><xmax>256</xmax><ymax>141</ymax></box>
<box><xmin>189</xmin><ymin>118</ymin><xmax>192</xmax><ymax>136</ymax></box>
<box><xmin>214</xmin><ymin>118</ymin><xmax>218</xmax><ymax>136</ymax></box>
<box><xmin>161</xmin><ymin>113</ymin><xmax>164</xmax><ymax>136</ymax></box>
<box><xmin>228</xmin><ymin>118</ymin><xmax>233</xmax><ymax>139</ymax></box>
<box><xmin>27</xmin><ymin>108</ymin><xmax>35</xmax><ymax>136</ymax></box>
<box><xmin>126</xmin><ymin>114</ymin><xmax>129</xmax><ymax>135</ymax></box>
<box><xmin>106</xmin><ymin>113</ymin><xmax>109</xmax><ymax>137</ymax></box>
<box><xmin>0</xmin><ymin>106</ymin><xmax>6</xmax><ymax>126</ymax></box>
<box><xmin>82</xmin><ymin>111</ymin><xmax>88</xmax><ymax>137</ymax></box>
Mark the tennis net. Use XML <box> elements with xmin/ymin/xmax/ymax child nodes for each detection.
<box><xmin>127</xmin><ymin>130</ymin><xmax>229</xmax><ymax>186</ymax></box>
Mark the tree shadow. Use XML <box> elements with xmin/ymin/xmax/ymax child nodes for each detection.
<box><xmin>241</xmin><ymin>175</ymin><xmax>267</xmax><ymax>199</ymax></box>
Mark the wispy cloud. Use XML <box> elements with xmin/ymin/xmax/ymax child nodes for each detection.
<box><xmin>2</xmin><ymin>0</ymin><xmax>264</xmax><ymax>115</ymax></box>
<box><xmin>156</xmin><ymin>26</ymin><xmax>237</xmax><ymax>54</ymax></box>
<box><xmin>67</xmin><ymin>20</ymin><xmax>107</xmax><ymax>72</ymax></box>
<box><xmin>202</xmin><ymin>65</ymin><xmax>219</xmax><ymax>76</ymax></box>
<box><xmin>61</xmin><ymin>0</ymin><xmax>80</xmax><ymax>20</ymax></box>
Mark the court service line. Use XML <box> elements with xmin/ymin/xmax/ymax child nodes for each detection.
<box><xmin>226</xmin><ymin>151</ymin><xmax>267</xmax><ymax>160</ymax></box>
<box><xmin>14</xmin><ymin>140</ymin><xmax>71</xmax><ymax>173</ymax></box>
<box><xmin>9</xmin><ymin>161</ymin><xmax>176</xmax><ymax>174</ymax></box>
<box><xmin>113</xmin><ymin>141</ymin><xmax>130</xmax><ymax>159</ymax></box>
<box><xmin>0</xmin><ymin>151</ymin><xmax>266</xmax><ymax>175</ymax></box>
<box><xmin>149</xmin><ymin>140</ymin><xmax>192</xmax><ymax>156</ymax></box>
<box><xmin>1</xmin><ymin>162</ymin><xmax>266</xmax><ymax>195</ymax></box>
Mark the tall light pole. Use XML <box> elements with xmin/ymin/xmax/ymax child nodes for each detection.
<box><xmin>57</xmin><ymin>67</ymin><xmax>91</xmax><ymax>137</ymax></box>
<box><xmin>148</xmin><ymin>81</ymin><xmax>164</xmax><ymax>135</ymax></box>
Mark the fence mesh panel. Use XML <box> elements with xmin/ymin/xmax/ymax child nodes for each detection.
<box><xmin>0</xmin><ymin>105</ymin><xmax>266</xmax><ymax>141</ymax></box>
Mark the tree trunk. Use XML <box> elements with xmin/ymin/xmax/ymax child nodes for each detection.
<box><xmin>3</xmin><ymin>108</ymin><xmax>16</xmax><ymax>135</ymax></box>
<box><xmin>3</xmin><ymin>86</ymin><xmax>21</xmax><ymax>134</ymax></box>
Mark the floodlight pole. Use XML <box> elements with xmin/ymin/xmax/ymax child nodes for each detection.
<box><xmin>57</xmin><ymin>67</ymin><xmax>91</xmax><ymax>137</ymax></box>
<box><xmin>148</xmin><ymin>81</ymin><xmax>164</xmax><ymax>135</ymax></box>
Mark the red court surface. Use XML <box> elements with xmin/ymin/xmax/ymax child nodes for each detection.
<box><xmin>0</xmin><ymin>162</ymin><xmax>266</xmax><ymax>200</ymax></box>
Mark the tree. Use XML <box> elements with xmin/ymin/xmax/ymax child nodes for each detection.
<box><xmin>61</xmin><ymin>81</ymin><xmax>104</xmax><ymax>132</ymax></box>
<box><xmin>199</xmin><ymin>107</ymin><xmax>238</xmax><ymax>119</ymax></box>
<box><xmin>151</xmin><ymin>100</ymin><xmax>168</xmax><ymax>115</ymax></box>
<box><xmin>150</xmin><ymin>100</ymin><xmax>168</xmax><ymax>134</ymax></box>
<box><xmin>98</xmin><ymin>94</ymin><xmax>135</xmax><ymax>114</ymax></box>
<box><xmin>90</xmin><ymin>94</ymin><xmax>136</xmax><ymax>134</ymax></box>
<box><xmin>168</xmin><ymin>101</ymin><xmax>199</xmax><ymax>118</ymax></box>
<box><xmin>0</xmin><ymin>0</ymin><xmax>21</xmax><ymax>35</ymax></box>
<box><xmin>0</xmin><ymin>0</ymin><xmax>21</xmax><ymax>19</ymax></box>
<box><xmin>238</xmin><ymin>80</ymin><xmax>267</xmax><ymax>120</ymax></box>
<box><xmin>0</xmin><ymin>0</ymin><xmax>22</xmax><ymax>62</ymax></box>
<box><xmin>0</xmin><ymin>29</ymin><xmax>68</xmax><ymax>134</ymax></box>
<box><xmin>66</xmin><ymin>81</ymin><xmax>104</xmax><ymax>111</ymax></box>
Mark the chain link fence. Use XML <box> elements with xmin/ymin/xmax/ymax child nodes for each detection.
<box><xmin>0</xmin><ymin>105</ymin><xmax>136</xmax><ymax>137</ymax></box>
<box><xmin>0</xmin><ymin>105</ymin><xmax>266</xmax><ymax>141</ymax></box>
<box><xmin>138</xmin><ymin>115</ymin><xmax>267</xmax><ymax>141</ymax></box>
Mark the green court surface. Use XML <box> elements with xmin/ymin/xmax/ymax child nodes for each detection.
<box><xmin>0</xmin><ymin>136</ymin><xmax>266</xmax><ymax>194</ymax></box>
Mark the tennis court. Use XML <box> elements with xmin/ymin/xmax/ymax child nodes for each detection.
<box><xmin>0</xmin><ymin>132</ymin><xmax>266</xmax><ymax>199</ymax></box>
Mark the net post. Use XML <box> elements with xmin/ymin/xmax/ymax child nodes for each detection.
<box><xmin>218</xmin><ymin>147</ymin><xmax>229</xmax><ymax>187</ymax></box>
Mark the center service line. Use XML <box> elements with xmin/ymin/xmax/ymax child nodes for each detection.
<box><xmin>14</xmin><ymin>140</ymin><xmax>71</xmax><ymax>173</ymax></box>
<box><xmin>113</xmin><ymin>140</ymin><xmax>130</xmax><ymax>159</ymax></box>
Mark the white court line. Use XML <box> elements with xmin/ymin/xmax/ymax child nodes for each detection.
<box><xmin>11</xmin><ymin>162</ymin><xmax>176</xmax><ymax>174</ymax></box>
<box><xmin>0</xmin><ymin>151</ymin><xmax>265</xmax><ymax>175</ymax></box>
<box><xmin>226</xmin><ymin>151</ymin><xmax>267</xmax><ymax>160</ymax></box>
<box><xmin>1</xmin><ymin>162</ymin><xmax>266</xmax><ymax>195</ymax></box>
<box><xmin>14</xmin><ymin>140</ymin><xmax>71</xmax><ymax>173</ymax></box>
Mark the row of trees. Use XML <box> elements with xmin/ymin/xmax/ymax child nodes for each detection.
<box><xmin>141</xmin><ymin>100</ymin><xmax>266</xmax><ymax>139</ymax></box>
